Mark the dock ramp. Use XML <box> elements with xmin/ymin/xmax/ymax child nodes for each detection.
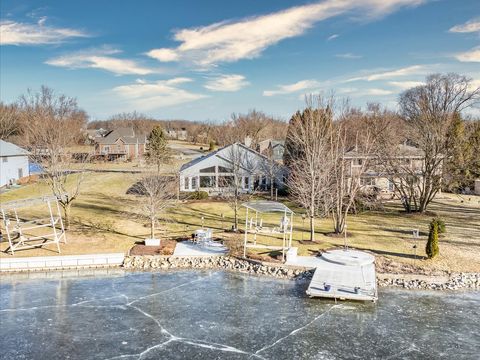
<box><xmin>306</xmin><ymin>249</ymin><xmax>377</xmax><ymax>302</ymax></box>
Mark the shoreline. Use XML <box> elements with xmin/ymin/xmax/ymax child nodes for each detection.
<box><xmin>2</xmin><ymin>254</ymin><xmax>478</xmax><ymax>291</ymax></box>
<box><xmin>122</xmin><ymin>255</ymin><xmax>480</xmax><ymax>291</ymax></box>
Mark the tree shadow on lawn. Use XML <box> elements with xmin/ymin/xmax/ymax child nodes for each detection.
<box><xmin>356</xmin><ymin>247</ymin><xmax>424</xmax><ymax>260</ymax></box>
<box><xmin>380</xmin><ymin>227</ymin><xmax>428</xmax><ymax>237</ymax></box>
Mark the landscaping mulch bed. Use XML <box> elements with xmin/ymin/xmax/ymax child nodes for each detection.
<box><xmin>129</xmin><ymin>239</ymin><xmax>177</xmax><ymax>256</ymax></box>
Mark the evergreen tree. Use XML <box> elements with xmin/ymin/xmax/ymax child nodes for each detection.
<box><xmin>146</xmin><ymin>126</ymin><xmax>170</xmax><ymax>173</ymax></box>
<box><xmin>444</xmin><ymin>112</ymin><xmax>468</xmax><ymax>192</ymax></box>
<box><xmin>466</xmin><ymin>121</ymin><xmax>480</xmax><ymax>187</ymax></box>
<box><xmin>426</xmin><ymin>219</ymin><xmax>440</xmax><ymax>259</ymax></box>
<box><xmin>208</xmin><ymin>140</ymin><xmax>216</xmax><ymax>151</ymax></box>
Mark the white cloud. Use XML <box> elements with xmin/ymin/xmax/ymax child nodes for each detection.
<box><xmin>449</xmin><ymin>18</ymin><xmax>480</xmax><ymax>33</ymax></box>
<box><xmin>145</xmin><ymin>48</ymin><xmax>179</xmax><ymax>62</ymax></box>
<box><xmin>389</xmin><ymin>80</ymin><xmax>424</xmax><ymax>89</ymax></box>
<box><xmin>454</xmin><ymin>47</ymin><xmax>480</xmax><ymax>62</ymax></box>
<box><xmin>112</xmin><ymin>78</ymin><xmax>207</xmax><ymax>110</ymax></box>
<box><xmin>0</xmin><ymin>18</ymin><xmax>88</xmax><ymax>46</ymax></box>
<box><xmin>346</xmin><ymin>65</ymin><xmax>427</xmax><ymax>82</ymax></box>
<box><xmin>263</xmin><ymin>79</ymin><xmax>320</xmax><ymax>96</ymax></box>
<box><xmin>327</xmin><ymin>34</ymin><xmax>339</xmax><ymax>41</ymax></box>
<box><xmin>46</xmin><ymin>47</ymin><xmax>156</xmax><ymax>75</ymax></box>
<box><xmin>204</xmin><ymin>74</ymin><xmax>249</xmax><ymax>92</ymax></box>
<box><xmin>147</xmin><ymin>0</ymin><xmax>425</xmax><ymax>67</ymax></box>
<box><xmin>335</xmin><ymin>53</ymin><xmax>362</xmax><ymax>59</ymax></box>
<box><xmin>363</xmin><ymin>88</ymin><xmax>394</xmax><ymax>96</ymax></box>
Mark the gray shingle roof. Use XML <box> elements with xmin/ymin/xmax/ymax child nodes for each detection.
<box><xmin>0</xmin><ymin>140</ymin><xmax>29</xmax><ymax>157</ymax></box>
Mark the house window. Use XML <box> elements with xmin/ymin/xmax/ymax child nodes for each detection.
<box><xmin>104</xmin><ymin>146</ymin><xmax>110</xmax><ymax>153</ymax></box>
<box><xmin>244</xmin><ymin>176</ymin><xmax>250</xmax><ymax>189</ymax></box>
<box><xmin>353</xmin><ymin>159</ymin><xmax>363</xmax><ymax>166</ymax></box>
<box><xmin>388</xmin><ymin>180</ymin><xmax>395</xmax><ymax>192</ymax></box>
<box><xmin>218</xmin><ymin>166</ymin><xmax>233</xmax><ymax>173</ymax></box>
<box><xmin>360</xmin><ymin>177</ymin><xmax>375</xmax><ymax>186</ymax></box>
<box><xmin>199</xmin><ymin>166</ymin><xmax>216</xmax><ymax>173</ymax></box>
<box><xmin>18</xmin><ymin>168</ymin><xmax>23</xmax><ymax>179</ymax></box>
<box><xmin>191</xmin><ymin>177</ymin><xmax>197</xmax><ymax>189</ymax></box>
<box><xmin>218</xmin><ymin>176</ymin><xmax>234</xmax><ymax>187</ymax></box>
<box><xmin>200</xmin><ymin>176</ymin><xmax>215</xmax><ymax>188</ymax></box>
<box><xmin>2</xmin><ymin>157</ymin><xmax>7</xmax><ymax>163</ymax></box>
<box><xmin>184</xmin><ymin>177</ymin><xmax>190</xmax><ymax>191</ymax></box>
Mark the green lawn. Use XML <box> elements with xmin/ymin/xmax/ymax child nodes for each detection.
<box><xmin>1</xmin><ymin>172</ymin><xmax>479</xmax><ymax>273</ymax></box>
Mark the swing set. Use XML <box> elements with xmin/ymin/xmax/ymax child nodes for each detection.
<box><xmin>242</xmin><ymin>200</ymin><xmax>294</xmax><ymax>261</ymax></box>
<box><xmin>1</xmin><ymin>195</ymin><xmax>67</xmax><ymax>255</ymax></box>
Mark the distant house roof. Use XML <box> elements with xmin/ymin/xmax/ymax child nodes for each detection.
<box><xmin>95</xmin><ymin>127</ymin><xmax>146</xmax><ymax>145</ymax></box>
<box><xmin>0</xmin><ymin>140</ymin><xmax>29</xmax><ymax>157</ymax></box>
<box><xmin>180</xmin><ymin>147</ymin><xmax>221</xmax><ymax>172</ymax></box>
<box><xmin>180</xmin><ymin>142</ymin><xmax>278</xmax><ymax>172</ymax></box>
<box><xmin>344</xmin><ymin>144</ymin><xmax>425</xmax><ymax>158</ymax></box>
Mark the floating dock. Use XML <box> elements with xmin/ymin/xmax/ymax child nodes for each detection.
<box><xmin>306</xmin><ymin>249</ymin><xmax>377</xmax><ymax>302</ymax></box>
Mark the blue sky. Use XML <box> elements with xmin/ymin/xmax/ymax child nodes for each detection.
<box><xmin>1</xmin><ymin>0</ymin><xmax>479</xmax><ymax>122</ymax></box>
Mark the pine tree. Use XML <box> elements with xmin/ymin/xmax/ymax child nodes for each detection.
<box><xmin>146</xmin><ymin>126</ymin><xmax>170</xmax><ymax>173</ymax></box>
<box><xmin>208</xmin><ymin>140</ymin><xmax>216</xmax><ymax>151</ymax></box>
<box><xmin>426</xmin><ymin>219</ymin><xmax>440</xmax><ymax>259</ymax></box>
<box><xmin>444</xmin><ymin>112</ymin><xmax>467</xmax><ymax>192</ymax></box>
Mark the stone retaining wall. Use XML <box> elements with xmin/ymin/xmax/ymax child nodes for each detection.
<box><xmin>123</xmin><ymin>255</ymin><xmax>480</xmax><ymax>290</ymax></box>
<box><xmin>123</xmin><ymin>255</ymin><xmax>314</xmax><ymax>280</ymax></box>
<box><xmin>378</xmin><ymin>272</ymin><xmax>480</xmax><ymax>290</ymax></box>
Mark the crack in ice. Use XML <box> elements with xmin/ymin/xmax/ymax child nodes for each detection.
<box><xmin>127</xmin><ymin>277</ymin><xmax>205</xmax><ymax>306</ymax></box>
<box><xmin>252</xmin><ymin>304</ymin><xmax>340</xmax><ymax>357</ymax></box>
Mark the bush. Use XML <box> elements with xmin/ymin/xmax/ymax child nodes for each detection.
<box><xmin>276</xmin><ymin>187</ymin><xmax>289</xmax><ymax>197</ymax></box>
<box><xmin>208</xmin><ymin>140</ymin><xmax>216</xmax><ymax>151</ymax></box>
<box><xmin>426</xmin><ymin>220</ymin><xmax>439</xmax><ymax>259</ymax></box>
<box><xmin>431</xmin><ymin>217</ymin><xmax>446</xmax><ymax>234</ymax></box>
<box><xmin>181</xmin><ymin>190</ymin><xmax>209</xmax><ymax>200</ymax></box>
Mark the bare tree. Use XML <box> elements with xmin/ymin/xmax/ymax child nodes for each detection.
<box><xmin>285</xmin><ymin>98</ymin><xmax>334</xmax><ymax>241</ymax></box>
<box><xmin>18</xmin><ymin>86</ymin><xmax>88</xmax><ymax>228</ymax></box>
<box><xmin>0</xmin><ymin>102</ymin><xmax>19</xmax><ymax>140</ymax></box>
<box><xmin>132</xmin><ymin>174</ymin><xmax>177</xmax><ymax>240</ymax></box>
<box><xmin>219</xmin><ymin>143</ymin><xmax>259</xmax><ymax>231</ymax></box>
<box><xmin>286</xmin><ymin>97</ymin><xmax>382</xmax><ymax>237</ymax></box>
<box><xmin>380</xmin><ymin>73</ymin><xmax>480</xmax><ymax>212</ymax></box>
<box><xmin>325</xmin><ymin>120</ymin><xmax>377</xmax><ymax>234</ymax></box>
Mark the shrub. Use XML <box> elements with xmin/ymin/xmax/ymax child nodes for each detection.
<box><xmin>187</xmin><ymin>191</ymin><xmax>209</xmax><ymax>200</ymax></box>
<box><xmin>426</xmin><ymin>220</ymin><xmax>439</xmax><ymax>259</ymax></box>
<box><xmin>431</xmin><ymin>217</ymin><xmax>446</xmax><ymax>234</ymax></box>
<box><xmin>208</xmin><ymin>140</ymin><xmax>216</xmax><ymax>151</ymax></box>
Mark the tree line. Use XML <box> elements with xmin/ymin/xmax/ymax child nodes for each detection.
<box><xmin>283</xmin><ymin>73</ymin><xmax>479</xmax><ymax>241</ymax></box>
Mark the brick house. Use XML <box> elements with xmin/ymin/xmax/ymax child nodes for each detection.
<box><xmin>94</xmin><ymin>128</ymin><xmax>147</xmax><ymax>160</ymax></box>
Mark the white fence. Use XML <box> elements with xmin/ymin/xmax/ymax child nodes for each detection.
<box><xmin>0</xmin><ymin>253</ymin><xmax>125</xmax><ymax>272</ymax></box>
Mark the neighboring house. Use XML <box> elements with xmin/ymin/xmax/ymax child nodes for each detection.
<box><xmin>179</xmin><ymin>143</ymin><xmax>286</xmax><ymax>194</ymax></box>
<box><xmin>0</xmin><ymin>140</ymin><xmax>30</xmax><ymax>187</ymax></box>
<box><xmin>94</xmin><ymin>127</ymin><xmax>147</xmax><ymax>160</ymax></box>
<box><xmin>84</xmin><ymin>128</ymin><xmax>108</xmax><ymax>144</ymax></box>
<box><xmin>344</xmin><ymin>144</ymin><xmax>429</xmax><ymax>195</ymax></box>
<box><xmin>165</xmin><ymin>128</ymin><xmax>188</xmax><ymax>141</ymax></box>
<box><xmin>475</xmin><ymin>179</ymin><xmax>480</xmax><ymax>195</ymax></box>
<box><xmin>257</xmin><ymin>139</ymin><xmax>285</xmax><ymax>162</ymax></box>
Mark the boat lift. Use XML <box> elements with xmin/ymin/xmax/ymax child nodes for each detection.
<box><xmin>1</xmin><ymin>195</ymin><xmax>67</xmax><ymax>255</ymax></box>
<box><xmin>242</xmin><ymin>200</ymin><xmax>294</xmax><ymax>262</ymax></box>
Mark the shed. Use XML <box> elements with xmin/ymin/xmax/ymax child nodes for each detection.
<box><xmin>0</xmin><ymin>140</ymin><xmax>30</xmax><ymax>187</ymax></box>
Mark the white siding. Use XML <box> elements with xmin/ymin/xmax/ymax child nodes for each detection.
<box><xmin>0</xmin><ymin>155</ymin><xmax>29</xmax><ymax>187</ymax></box>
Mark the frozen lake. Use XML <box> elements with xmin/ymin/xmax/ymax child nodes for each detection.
<box><xmin>1</xmin><ymin>269</ymin><xmax>479</xmax><ymax>359</ymax></box>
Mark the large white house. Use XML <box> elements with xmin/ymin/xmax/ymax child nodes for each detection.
<box><xmin>179</xmin><ymin>143</ymin><xmax>286</xmax><ymax>194</ymax></box>
<box><xmin>0</xmin><ymin>140</ymin><xmax>30</xmax><ymax>187</ymax></box>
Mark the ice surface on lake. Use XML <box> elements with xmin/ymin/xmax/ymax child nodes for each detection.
<box><xmin>1</xmin><ymin>269</ymin><xmax>479</xmax><ymax>359</ymax></box>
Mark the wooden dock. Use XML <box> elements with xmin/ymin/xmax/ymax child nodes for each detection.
<box><xmin>306</xmin><ymin>250</ymin><xmax>377</xmax><ymax>302</ymax></box>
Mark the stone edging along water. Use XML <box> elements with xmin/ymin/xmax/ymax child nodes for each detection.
<box><xmin>122</xmin><ymin>255</ymin><xmax>480</xmax><ymax>291</ymax></box>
